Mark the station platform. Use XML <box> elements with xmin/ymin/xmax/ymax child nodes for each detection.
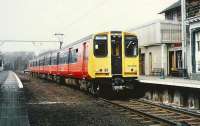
<box><xmin>0</xmin><ymin>71</ymin><xmax>30</xmax><ymax>126</ymax></box>
<box><xmin>138</xmin><ymin>75</ymin><xmax>200</xmax><ymax>89</ymax></box>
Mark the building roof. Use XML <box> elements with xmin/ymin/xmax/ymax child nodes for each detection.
<box><xmin>159</xmin><ymin>0</ymin><xmax>181</xmax><ymax>14</ymax></box>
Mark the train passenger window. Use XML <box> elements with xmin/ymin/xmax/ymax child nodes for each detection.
<box><xmin>57</xmin><ymin>53</ymin><xmax>59</xmax><ymax>65</ymax></box>
<box><xmin>59</xmin><ymin>53</ymin><xmax>63</xmax><ymax>64</ymax></box>
<box><xmin>125</xmin><ymin>36</ymin><xmax>138</xmax><ymax>57</ymax></box>
<box><xmin>69</xmin><ymin>50</ymin><xmax>72</xmax><ymax>63</ymax></box>
<box><xmin>45</xmin><ymin>58</ymin><xmax>46</xmax><ymax>65</ymax></box>
<box><xmin>59</xmin><ymin>52</ymin><xmax>67</xmax><ymax>64</ymax></box>
<box><xmin>94</xmin><ymin>35</ymin><xmax>108</xmax><ymax>57</ymax></box>
<box><xmin>49</xmin><ymin>57</ymin><xmax>51</xmax><ymax>65</ymax></box>
<box><xmin>53</xmin><ymin>57</ymin><xmax>57</xmax><ymax>65</ymax></box>
<box><xmin>69</xmin><ymin>49</ymin><xmax>78</xmax><ymax>63</ymax></box>
<box><xmin>50</xmin><ymin>55</ymin><xmax>56</xmax><ymax>65</ymax></box>
<box><xmin>74</xmin><ymin>49</ymin><xmax>78</xmax><ymax>62</ymax></box>
<box><xmin>64</xmin><ymin>52</ymin><xmax>68</xmax><ymax>64</ymax></box>
<box><xmin>43</xmin><ymin>57</ymin><xmax>45</xmax><ymax>66</ymax></box>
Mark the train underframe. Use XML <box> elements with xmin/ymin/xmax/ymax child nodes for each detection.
<box><xmin>31</xmin><ymin>72</ymin><xmax>137</xmax><ymax>97</ymax></box>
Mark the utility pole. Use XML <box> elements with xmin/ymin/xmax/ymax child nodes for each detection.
<box><xmin>54</xmin><ymin>33</ymin><xmax>64</xmax><ymax>49</ymax></box>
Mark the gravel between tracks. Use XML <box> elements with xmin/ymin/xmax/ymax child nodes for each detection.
<box><xmin>20</xmin><ymin>74</ymin><xmax>144</xmax><ymax>126</ymax></box>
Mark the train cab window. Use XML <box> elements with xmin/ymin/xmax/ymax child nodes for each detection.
<box><xmin>125</xmin><ymin>35</ymin><xmax>138</xmax><ymax>57</ymax></box>
<box><xmin>94</xmin><ymin>35</ymin><xmax>108</xmax><ymax>57</ymax></box>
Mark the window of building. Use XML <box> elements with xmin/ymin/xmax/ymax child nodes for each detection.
<box><xmin>197</xmin><ymin>32</ymin><xmax>200</xmax><ymax>52</ymax></box>
<box><xmin>196</xmin><ymin>32</ymin><xmax>200</xmax><ymax>72</ymax></box>
<box><xmin>93</xmin><ymin>35</ymin><xmax>108</xmax><ymax>57</ymax></box>
<box><xmin>198</xmin><ymin>41</ymin><xmax>200</xmax><ymax>52</ymax></box>
<box><xmin>125</xmin><ymin>35</ymin><xmax>138</xmax><ymax>57</ymax></box>
<box><xmin>176</xmin><ymin>50</ymin><xmax>182</xmax><ymax>69</ymax></box>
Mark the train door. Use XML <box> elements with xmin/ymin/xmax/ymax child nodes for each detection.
<box><xmin>68</xmin><ymin>48</ymin><xmax>71</xmax><ymax>74</ymax></box>
<box><xmin>111</xmin><ymin>34</ymin><xmax>122</xmax><ymax>75</ymax></box>
<box><xmin>82</xmin><ymin>43</ymin><xmax>87</xmax><ymax>77</ymax></box>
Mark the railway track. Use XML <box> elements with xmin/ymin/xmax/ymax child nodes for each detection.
<box><xmin>100</xmin><ymin>98</ymin><xmax>200</xmax><ymax>126</ymax></box>
<box><xmin>25</xmin><ymin>75</ymin><xmax>200</xmax><ymax>126</ymax></box>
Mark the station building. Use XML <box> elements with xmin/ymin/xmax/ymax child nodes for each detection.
<box><xmin>130</xmin><ymin>1</ymin><xmax>182</xmax><ymax>77</ymax></box>
<box><xmin>184</xmin><ymin>0</ymin><xmax>200</xmax><ymax>80</ymax></box>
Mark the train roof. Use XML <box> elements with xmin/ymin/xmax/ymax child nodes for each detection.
<box><xmin>63</xmin><ymin>34</ymin><xmax>93</xmax><ymax>49</ymax></box>
<box><xmin>35</xmin><ymin>31</ymin><xmax>137</xmax><ymax>59</ymax></box>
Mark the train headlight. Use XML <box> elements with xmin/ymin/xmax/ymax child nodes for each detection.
<box><xmin>96</xmin><ymin>68</ymin><xmax>109</xmax><ymax>73</ymax></box>
<box><xmin>125</xmin><ymin>67</ymin><xmax>137</xmax><ymax>74</ymax></box>
<box><xmin>104</xmin><ymin>68</ymin><xmax>109</xmax><ymax>72</ymax></box>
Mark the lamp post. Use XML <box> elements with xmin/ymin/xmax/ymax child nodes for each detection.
<box><xmin>54</xmin><ymin>33</ymin><xmax>64</xmax><ymax>49</ymax></box>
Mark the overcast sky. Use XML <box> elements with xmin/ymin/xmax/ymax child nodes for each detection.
<box><xmin>0</xmin><ymin>0</ymin><xmax>178</xmax><ymax>54</ymax></box>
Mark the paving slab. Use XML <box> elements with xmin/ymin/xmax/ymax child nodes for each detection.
<box><xmin>139</xmin><ymin>76</ymin><xmax>200</xmax><ymax>89</ymax></box>
<box><xmin>0</xmin><ymin>71</ymin><xmax>30</xmax><ymax>126</ymax></box>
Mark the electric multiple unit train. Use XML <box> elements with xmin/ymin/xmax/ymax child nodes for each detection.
<box><xmin>29</xmin><ymin>31</ymin><xmax>139</xmax><ymax>95</ymax></box>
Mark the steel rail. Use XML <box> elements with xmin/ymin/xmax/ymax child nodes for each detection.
<box><xmin>137</xmin><ymin>99</ymin><xmax>200</xmax><ymax>118</ymax></box>
<box><xmin>99</xmin><ymin>98</ymin><xmax>178</xmax><ymax>126</ymax></box>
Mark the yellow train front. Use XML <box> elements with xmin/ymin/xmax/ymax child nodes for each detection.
<box><xmin>88</xmin><ymin>31</ymin><xmax>139</xmax><ymax>95</ymax></box>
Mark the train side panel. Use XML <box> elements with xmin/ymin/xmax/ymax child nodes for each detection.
<box><xmin>67</xmin><ymin>39</ymin><xmax>91</xmax><ymax>79</ymax></box>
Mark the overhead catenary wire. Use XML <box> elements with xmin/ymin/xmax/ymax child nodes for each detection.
<box><xmin>63</xmin><ymin>0</ymin><xmax>108</xmax><ymax>32</ymax></box>
<box><xmin>0</xmin><ymin>40</ymin><xmax>60</xmax><ymax>48</ymax></box>
<box><xmin>0</xmin><ymin>40</ymin><xmax>59</xmax><ymax>43</ymax></box>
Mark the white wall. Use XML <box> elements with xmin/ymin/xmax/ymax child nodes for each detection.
<box><xmin>188</xmin><ymin>21</ymin><xmax>200</xmax><ymax>75</ymax></box>
<box><xmin>131</xmin><ymin>20</ymin><xmax>180</xmax><ymax>76</ymax></box>
<box><xmin>133</xmin><ymin>21</ymin><xmax>160</xmax><ymax>46</ymax></box>
<box><xmin>141</xmin><ymin>45</ymin><xmax>161</xmax><ymax>75</ymax></box>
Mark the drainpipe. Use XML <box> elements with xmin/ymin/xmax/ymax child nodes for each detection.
<box><xmin>161</xmin><ymin>44</ymin><xmax>165</xmax><ymax>79</ymax></box>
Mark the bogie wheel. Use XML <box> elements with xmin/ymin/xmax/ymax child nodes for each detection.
<box><xmin>60</xmin><ymin>77</ymin><xmax>65</xmax><ymax>85</ymax></box>
<box><xmin>91</xmin><ymin>82</ymin><xmax>101</xmax><ymax>97</ymax></box>
<box><xmin>56</xmin><ymin>76</ymin><xmax>61</xmax><ymax>84</ymax></box>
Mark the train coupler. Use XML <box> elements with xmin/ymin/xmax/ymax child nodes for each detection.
<box><xmin>112</xmin><ymin>77</ymin><xmax>134</xmax><ymax>91</ymax></box>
